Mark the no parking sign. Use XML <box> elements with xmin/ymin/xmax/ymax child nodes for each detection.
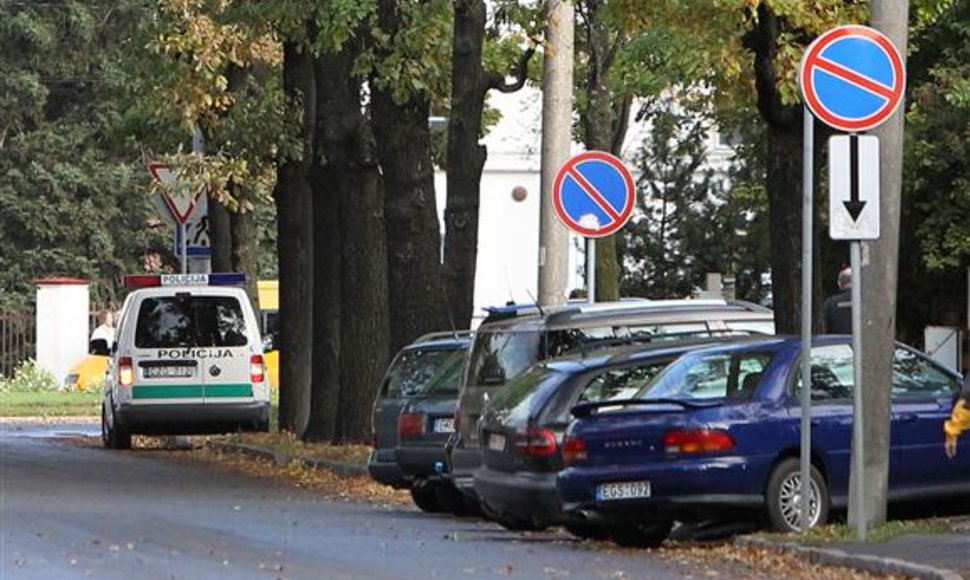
<box><xmin>552</xmin><ymin>151</ymin><xmax>635</xmax><ymax>238</ymax></box>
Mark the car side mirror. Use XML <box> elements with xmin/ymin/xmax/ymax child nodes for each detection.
<box><xmin>262</xmin><ymin>333</ymin><xmax>276</xmax><ymax>352</ymax></box>
<box><xmin>89</xmin><ymin>338</ymin><xmax>111</xmax><ymax>356</ymax></box>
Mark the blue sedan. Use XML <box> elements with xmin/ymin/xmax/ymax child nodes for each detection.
<box><xmin>556</xmin><ymin>337</ymin><xmax>970</xmax><ymax>547</ymax></box>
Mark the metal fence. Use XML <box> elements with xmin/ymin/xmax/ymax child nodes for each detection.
<box><xmin>0</xmin><ymin>312</ymin><xmax>35</xmax><ymax>379</ymax></box>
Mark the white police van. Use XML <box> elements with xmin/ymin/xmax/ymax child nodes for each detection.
<box><xmin>102</xmin><ymin>273</ymin><xmax>270</xmax><ymax>449</ymax></box>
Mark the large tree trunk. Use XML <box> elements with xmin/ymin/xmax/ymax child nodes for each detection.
<box><xmin>336</xmin><ymin>117</ymin><xmax>389</xmax><ymax>442</ymax></box>
<box><xmin>229</xmin><ymin>191</ymin><xmax>259</xmax><ymax>308</ymax></box>
<box><xmin>274</xmin><ymin>37</ymin><xmax>315</xmax><ymax>436</ymax></box>
<box><xmin>208</xmin><ymin>195</ymin><xmax>233</xmax><ymax>272</ymax></box>
<box><xmin>747</xmin><ymin>3</ymin><xmax>823</xmax><ymax>333</ymax></box>
<box><xmin>581</xmin><ymin>0</ymin><xmax>627</xmax><ymax>302</ymax></box>
<box><xmin>372</xmin><ymin>0</ymin><xmax>449</xmax><ymax>352</ymax></box>
<box><xmin>444</xmin><ymin>0</ymin><xmax>489</xmax><ymax>329</ymax></box>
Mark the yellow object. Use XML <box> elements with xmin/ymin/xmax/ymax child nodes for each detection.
<box><xmin>63</xmin><ymin>354</ymin><xmax>109</xmax><ymax>392</ymax></box>
<box><xmin>944</xmin><ymin>398</ymin><xmax>970</xmax><ymax>445</ymax></box>
<box><xmin>257</xmin><ymin>280</ymin><xmax>279</xmax><ymax>311</ymax></box>
<box><xmin>264</xmin><ymin>349</ymin><xmax>279</xmax><ymax>391</ymax></box>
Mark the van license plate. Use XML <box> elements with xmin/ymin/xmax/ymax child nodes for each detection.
<box><xmin>144</xmin><ymin>366</ymin><xmax>194</xmax><ymax>379</ymax></box>
<box><xmin>596</xmin><ymin>481</ymin><xmax>651</xmax><ymax>501</ymax></box>
<box><xmin>433</xmin><ymin>418</ymin><xmax>455</xmax><ymax>433</ymax></box>
<box><xmin>488</xmin><ymin>433</ymin><xmax>506</xmax><ymax>451</ymax></box>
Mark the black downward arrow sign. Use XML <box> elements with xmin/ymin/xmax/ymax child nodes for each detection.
<box><xmin>844</xmin><ymin>134</ymin><xmax>866</xmax><ymax>221</ymax></box>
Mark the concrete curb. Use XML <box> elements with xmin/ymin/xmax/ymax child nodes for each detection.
<box><xmin>736</xmin><ymin>536</ymin><xmax>964</xmax><ymax>580</ymax></box>
<box><xmin>207</xmin><ymin>441</ymin><xmax>368</xmax><ymax>479</ymax></box>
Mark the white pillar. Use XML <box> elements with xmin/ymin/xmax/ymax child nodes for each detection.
<box><xmin>35</xmin><ymin>278</ymin><xmax>90</xmax><ymax>384</ymax></box>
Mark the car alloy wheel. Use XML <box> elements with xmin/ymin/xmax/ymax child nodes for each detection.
<box><xmin>767</xmin><ymin>458</ymin><xmax>829</xmax><ymax>532</ymax></box>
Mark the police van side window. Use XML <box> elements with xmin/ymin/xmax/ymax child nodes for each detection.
<box><xmin>135</xmin><ymin>296</ymin><xmax>248</xmax><ymax>348</ymax></box>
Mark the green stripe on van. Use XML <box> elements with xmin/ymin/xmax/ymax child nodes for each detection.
<box><xmin>132</xmin><ymin>384</ymin><xmax>252</xmax><ymax>399</ymax></box>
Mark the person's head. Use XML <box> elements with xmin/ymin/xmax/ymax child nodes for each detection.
<box><xmin>837</xmin><ymin>267</ymin><xmax>852</xmax><ymax>290</ymax></box>
<box><xmin>100</xmin><ymin>309</ymin><xmax>114</xmax><ymax>327</ymax></box>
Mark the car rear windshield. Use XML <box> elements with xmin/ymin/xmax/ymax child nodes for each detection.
<box><xmin>134</xmin><ymin>296</ymin><xmax>248</xmax><ymax>348</ymax></box>
<box><xmin>485</xmin><ymin>366</ymin><xmax>563</xmax><ymax>425</ymax></box>
<box><xmin>385</xmin><ymin>347</ymin><xmax>465</xmax><ymax>397</ymax></box>
<box><xmin>419</xmin><ymin>348</ymin><xmax>468</xmax><ymax>395</ymax></box>
<box><xmin>467</xmin><ymin>331</ymin><xmax>544</xmax><ymax>387</ymax></box>
<box><xmin>637</xmin><ymin>350</ymin><xmax>775</xmax><ymax>401</ymax></box>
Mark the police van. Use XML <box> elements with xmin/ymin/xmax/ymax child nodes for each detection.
<box><xmin>102</xmin><ymin>273</ymin><xmax>271</xmax><ymax>449</ymax></box>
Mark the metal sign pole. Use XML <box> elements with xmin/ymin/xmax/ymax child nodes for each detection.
<box><xmin>850</xmin><ymin>239</ymin><xmax>866</xmax><ymax>539</ymax></box>
<box><xmin>180</xmin><ymin>222</ymin><xmax>188</xmax><ymax>274</ymax></box>
<box><xmin>799</xmin><ymin>106</ymin><xmax>814</xmax><ymax>531</ymax></box>
<box><xmin>587</xmin><ymin>238</ymin><xmax>596</xmax><ymax>304</ymax></box>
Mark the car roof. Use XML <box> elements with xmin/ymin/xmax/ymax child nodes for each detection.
<box><xmin>127</xmin><ymin>285</ymin><xmax>250</xmax><ymax>299</ymax></box>
<box><xmin>540</xmin><ymin>335</ymin><xmax>769</xmax><ymax>374</ymax></box>
<box><xmin>477</xmin><ymin>299</ymin><xmax>772</xmax><ymax>332</ymax></box>
<box><xmin>402</xmin><ymin>331</ymin><xmax>473</xmax><ymax>351</ymax></box>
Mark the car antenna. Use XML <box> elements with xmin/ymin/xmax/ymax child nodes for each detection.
<box><xmin>445</xmin><ymin>303</ymin><xmax>459</xmax><ymax>340</ymax></box>
<box><xmin>524</xmin><ymin>288</ymin><xmax>545</xmax><ymax>317</ymax></box>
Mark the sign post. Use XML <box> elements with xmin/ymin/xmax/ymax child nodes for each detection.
<box><xmin>552</xmin><ymin>151</ymin><xmax>636</xmax><ymax>303</ymax></box>
<box><xmin>800</xmin><ymin>24</ymin><xmax>905</xmax><ymax>539</ymax></box>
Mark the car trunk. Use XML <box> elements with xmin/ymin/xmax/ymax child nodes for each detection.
<box><xmin>573</xmin><ymin>405</ymin><xmax>696</xmax><ymax>467</ymax></box>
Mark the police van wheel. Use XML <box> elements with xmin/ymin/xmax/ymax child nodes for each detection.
<box><xmin>102</xmin><ymin>401</ymin><xmax>131</xmax><ymax>450</ymax></box>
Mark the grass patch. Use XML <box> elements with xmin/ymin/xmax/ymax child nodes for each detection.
<box><xmin>762</xmin><ymin>518</ymin><xmax>955</xmax><ymax>545</ymax></box>
<box><xmin>0</xmin><ymin>390</ymin><xmax>101</xmax><ymax>417</ymax></box>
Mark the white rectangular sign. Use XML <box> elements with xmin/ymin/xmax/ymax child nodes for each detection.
<box><xmin>829</xmin><ymin>135</ymin><xmax>880</xmax><ymax>240</ymax></box>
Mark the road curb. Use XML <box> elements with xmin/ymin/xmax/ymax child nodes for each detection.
<box><xmin>736</xmin><ymin>536</ymin><xmax>964</xmax><ymax>580</ymax></box>
<box><xmin>207</xmin><ymin>442</ymin><xmax>368</xmax><ymax>479</ymax></box>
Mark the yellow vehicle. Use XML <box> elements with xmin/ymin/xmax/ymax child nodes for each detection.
<box><xmin>63</xmin><ymin>354</ymin><xmax>109</xmax><ymax>392</ymax></box>
<box><xmin>258</xmin><ymin>280</ymin><xmax>280</xmax><ymax>390</ymax></box>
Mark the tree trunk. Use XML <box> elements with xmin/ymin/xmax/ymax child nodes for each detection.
<box><xmin>208</xmin><ymin>194</ymin><xmax>232</xmax><ymax>272</ymax></box>
<box><xmin>274</xmin><ymin>37</ymin><xmax>315</xmax><ymax>436</ymax></box>
<box><xmin>372</xmin><ymin>0</ymin><xmax>449</xmax><ymax>352</ymax></box>
<box><xmin>444</xmin><ymin>0</ymin><xmax>489</xmax><ymax>329</ymax></box>
<box><xmin>746</xmin><ymin>3</ymin><xmax>822</xmax><ymax>334</ymax></box>
<box><xmin>581</xmin><ymin>0</ymin><xmax>625</xmax><ymax>301</ymax></box>
<box><xmin>336</xmin><ymin>117</ymin><xmax>389</xmax><ymax>442</ymax></box>
<box><xmin>229</xmin><ymin>191</ymin><xmax>259</xmax><ymax>308</ymax></box>
<box><xmin>853</xmin><ymin>0</ymin><xmax>909</xmax><ymax>530</ymax></box>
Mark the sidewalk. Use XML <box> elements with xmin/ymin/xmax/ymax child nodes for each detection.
<box><xmin>739</xmin><ymin>519</ymin><xmax>969</xmax><ymax>580</ymax></box>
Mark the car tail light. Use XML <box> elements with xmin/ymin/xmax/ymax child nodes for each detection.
<box><xmin>250</xmin><ymin>354</ymin><xmax>265</xmax><ymax>384</ymax></box>
<box><xmin>561</xmin><ymin>434</ymin><xmax>588</xmax><ymax>466</ymax></box>
<box><xmin>512</xmin><ymin>427</ymin><xmax>558</xmax><ymax>457</ymax></box>
<box><xmin>118</xmin><ymin>356</ymin><xmax>135</xmax><ymax>387</ymax></box>
<box><xmin>398</xmin><ymin>412</ymin><xmax>425</xmax><ymax>438</ymax></box>
<box><xmin>663</xmin><ymin>429</ymin><xmax>735</xmax><ymax>454</ymax></box>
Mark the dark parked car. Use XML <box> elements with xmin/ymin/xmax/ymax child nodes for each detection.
<box><xmin>367</xmin><ymin>332</ymin><xmax>471</xmax><ymax>488</ymax></box>
<box><xmin>448</xmin><ymin>299</ymin><xmax>775</xmax><ymax>503</ymax></box>
<box><xmin>557</xmin><ymin>337</ymin><xmax>970</xmax><ymax>548</ymax></box>
<box><xmin>395</xmin><ymin>341</ymin><xmax>474</xmax><ymax>513</ymax></box>
<box><xmin>474</xmin><ymin>337</ymin><xmax>742</xmax><ymax>535</ymax></box>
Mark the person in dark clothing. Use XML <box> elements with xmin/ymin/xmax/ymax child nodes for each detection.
<box><xmin>823</xmin><ymin>267</ymin><xmax>853</xmax><ymax>334</ymax></box>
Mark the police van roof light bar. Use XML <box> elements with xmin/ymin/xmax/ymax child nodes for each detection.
<box><xmin>124</xmin><ymin>273</ymin><xmax>247</xmax><ymax>289</ymax></box>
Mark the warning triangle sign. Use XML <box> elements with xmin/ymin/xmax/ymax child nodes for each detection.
<box><xmin>148</xmin><ymin>162</ymin><xmax>202</xmax><ymax>224</ymax></box>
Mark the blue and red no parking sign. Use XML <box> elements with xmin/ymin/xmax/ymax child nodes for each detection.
<box><xmin>799</xmin><ymin>25</ymin><xmax>905</xmax><ymax>133</ymax></box>
<box><xmin>553</xmin><ymin>151</ymin><xmax>635</xmax><ymax>238</ymax></box>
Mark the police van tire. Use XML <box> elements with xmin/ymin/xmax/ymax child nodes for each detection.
<box><xmin>102</xmin><ymin>401</ymin><xmax>131</xmax><ymax>450</ymax></box>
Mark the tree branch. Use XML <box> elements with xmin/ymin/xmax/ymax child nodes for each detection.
<box><xmin>488</xmin><ymin>45</ymin><xmax>536</xmax><ymax>93</ymax></box>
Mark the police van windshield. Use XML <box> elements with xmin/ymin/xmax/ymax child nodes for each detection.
<box><xmin>135</xmin><ymin>296</ymin><xmax>248</xmax><ymax>348</ymax></box>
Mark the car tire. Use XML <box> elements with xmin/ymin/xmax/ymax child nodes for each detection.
<box><xmin>564</xmin><ymin>521</ymin><xmax>609</xmax><ymax>541</ymax></box>
<box><xmin>102</xmin><ymin>401</ymin><xmax>131</xmax><ymax>450</ymax></box>
<box><xmin>765</xmin><ymin>458</ymin><xmax>829</xmax><ymax>533</ymax></box>
<box><xmin>494</xmin><ymin>514</ymin><xmax>546</xmax><ymax>532</ymax></box>
<box><xmin>410</xmin><ymin>483</ymin><xmax>444</xmax><ymax>513</ymax></box>
<box><xmin>608</xmin><ymin>520</ymin><xmax>673</xmax><ymax>548</ymax></box>
<box><xmin>434</xmin><ymin>483</ymin><xmax>477</xmax><ymax>516</ymax></box>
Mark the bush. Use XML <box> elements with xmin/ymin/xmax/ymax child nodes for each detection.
<box><xmin>0</xmin><ymin>359</ymin><xmax>59</xmax><ymax>393</ymax></box>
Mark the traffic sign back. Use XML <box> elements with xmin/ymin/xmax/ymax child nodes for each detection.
<box><xmin>553</xmin><ymin>151</ymin><xmax>635</xmax><ymax>238</ymax></box>
<box><xmin>148</xmin><ymin>162</ymin><xmax>203</xmax><ymax>224</ymax></box>
<box><xmin>799</xmin><ymin>25</ymin><xmax>905</xmax><ymax>133</ymax></box>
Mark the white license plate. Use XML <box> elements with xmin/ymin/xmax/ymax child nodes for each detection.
<box><xmin>144</xmin><ymin>366</ymin><xmax>194</xmax><ymax>379</ymax></box>
<box><xmin>433</xmin><ymin>418</ymin><xmax>455</xmax><ymax>433</ymax></box>
<box><xmin>488</xmin><ymin>433</ymin><xmax>506</xmax><ymax>451</ymax></box>
<box><xmin>596</xmin><ymin>480</ymin><xmax>651</xmax><ymax>501</ymax></box>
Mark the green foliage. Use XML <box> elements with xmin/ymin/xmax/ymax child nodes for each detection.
<box><xmin>620</xmin><ymin>100</ymin><xmax>770</xmax><ymax>303</ymax></box>
<box><xmin>906</xmin><ymin>0</ymin><xmax>970</xmax><ymax>272</ymax></box>
<box><xmin>0</xmin><ymin>359</ymin><xmax>59</xmax><ymax>393</ymax></box>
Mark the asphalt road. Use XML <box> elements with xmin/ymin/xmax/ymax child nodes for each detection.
<box><xmin>1</xmin><ymin>422</ymin><xmax>698</xmax><ymax>580</ymax></box>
